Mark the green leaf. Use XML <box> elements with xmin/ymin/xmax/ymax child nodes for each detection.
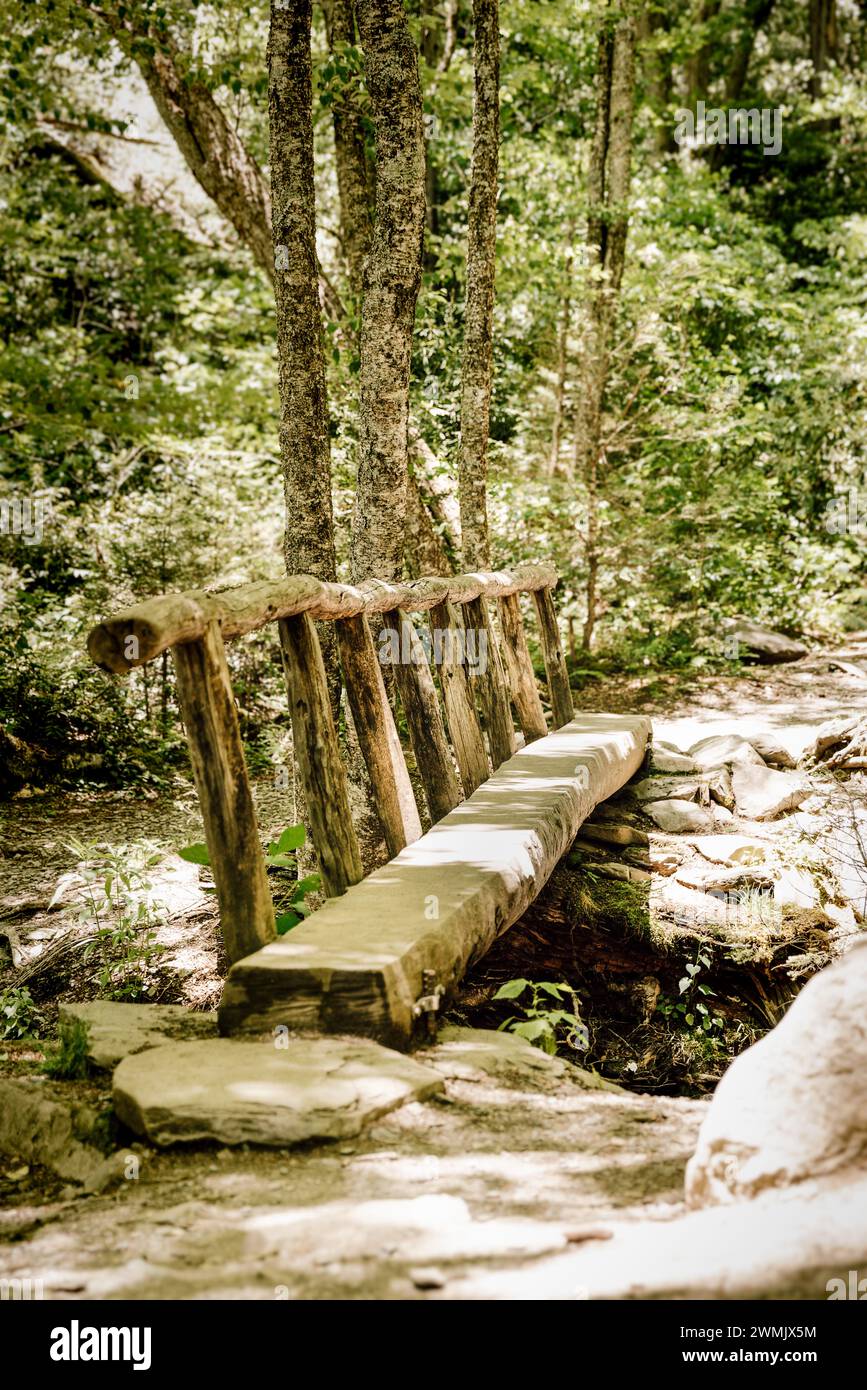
<box><xmin>493</xmin><ymin>978</ymin><xmax>529</xmax><ymax>1000</ymax></box>
<box><xmin>678</xmin><ymin>976</ymin><xmax>691</xmax><ymax>993</ymax></box>
<box><xmin>178</xmin><ymin>843</ymin><xmax>210</xmax><ymax>866</ymax></box>
<box><xmin>538</xmin><ymin>982</ymin><xmax>567</xmax><ymax>999</ymax></box>
<box><xmin>275</xmin><ymin>911</ymin><xmax>300</xmax><ymax>935</ymax></box>
<box><xmin>511</xmin><ymin>1019</ymin><xmax>550</xmax><ymax>1041</ymax></box>
<box><xmin>292</xmin><ymin>872</ymin><xmax>321</xmax><ymax>900</ymax></box>
<box><xmin>267</xmin><ymin>825</ymin><xmax>306</xmax><ymax>857</ymax></box>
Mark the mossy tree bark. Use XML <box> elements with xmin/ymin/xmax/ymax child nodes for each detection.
<box><xmin>458</xmin><ymin>0</ymin><xmax>500</xmax><ymax>570</ymax></box>
<box><xmin>350</xmin><ymin>0</ymin><xmax>426</xmax><ymax>584</ymax></box>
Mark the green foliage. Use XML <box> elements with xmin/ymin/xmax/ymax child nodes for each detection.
<box><xmin>62</xmin><ymin>838</ymin><xmax>167</xmax><ymax>1000</ymax></box>
<box><xmin>657</xmin><ymin>950</ymin><xmax>725</xmax><ymax>1037</ymax></box>
<box><xmin>0</xmin><ymin>985</ymin><xmax>38</xmax><ymax>1039</ymax></box>
<box><xmin>494</xmin><ymin>977</ymin><xmax>588</xmax><ymax>1056</ymax></box>
<box><xmin>41</xmin><ymin>1015</ymin><xmax>90</xmax><ymax>1080</ymax></box>
<box><xmin>179</xmin><ymin>825</ymin><xmax>320</xmax><ymax>934</ymax></box>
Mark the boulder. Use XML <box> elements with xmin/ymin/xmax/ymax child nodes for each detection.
<box><xmin>688</xmin><ymin>734</ymin><xmax>765</xmax><ymax>770</ymax></box>
<box><xmin>59</xmin><ymin>1001</ymin><xmax>217</xmax><ymax>1071</ymax></box>
<box><xmin>113</xmin><ymin>1037</ymin><xmax>444</xmax><ymax>1147</ymax></box>
<box><xmin>686</xmin><ymin>940</ymin><xmax>867</xmax><ymax>1205</ymax></box>
<box><xmin>649</xmin><ymin>748</ymin><xmax>699</xmax><ymax>774</ymax></box>
<box><xmin>725</xmin><ymin>618</ymin><xmax>808</xmax><ymax>664</ymax></box>
<box><xmin>644</xmin><ymin>799</ymin><xmax>715</xmax><ymax>834</ymax></box>
<box><xmin>579</xmin><ymin>822</ymin><xmax>649</xmax><ymax>848</ymax></box>
<box><xmin>731</xmin><ymin>765</ymin><xmax>811</xmax><ymax>821</ymax></box>
<box><xmin>746</xmin><ymin>733</ymin><xmax>797</xmax><ymax>769</ymax></box>
<box><xmin>691</xmin><ymin>835</ymin><xmax>770</xmax><ymax>867</ymax></box>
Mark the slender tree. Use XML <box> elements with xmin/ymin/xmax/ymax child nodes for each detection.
<box><xmin>320</xmin><ymin>0</ymin><xmax>373</xmax><ymax>299</ymax></box>
<box><xmin>572</xmin><ymin>3</ymin><xmax>636</xmax><ymax>651</ymax></box>
<box><xmin>268</xmin><ymin>0</ymin><xmax>337</xmax><ymax>589</ymax></box>
<box><xmin>458</xmin><ymin>0</ymin><xmax>500</xmax><ymax>570</ymax></box>
<box><xmin>349</xmin><ymin>0</ymin><xmax>426</xmax><ymax>584</ymax></box>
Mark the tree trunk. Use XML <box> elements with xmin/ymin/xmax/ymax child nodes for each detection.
<box><xmin>349</xmin><ymin>0</ymin><xmax>426</xmax><ymax>585</ymax></box>
<box><xmin>268</xmin><ymin>0</ymin><xmax>337</xmax><ymax>590</ymax></box>
<box><xmin>321</xmin><ymin>0</ymin><xmax>373</xmax><ymax>299</ymax></box>
<box><xmin>573</xmin><ymin>5</ymin><xmax>636</xmax><ymax>652</ymax></box>
<box><xmin>548</xmin><ymin>243</ymin><xmax>572</xmax><ymax>477</ymax></box>
<box><xmin>458</xmin><ymin>0</ymin><xmax>500</xmax><ymax>571</ymax></box>
<box><xmin>809</xmin><ymin>0</ymin><xmax>837</xmax><ymax>97</ymax></box>
<box><xmin>684</xmin><ymin>0</ymin><xmax>722</xmax><ymax>103</ymax></box>
<box><xmin>101</xmin><ymin>10</ymin><xmax>274</xmax><ymax>281</ymax></box>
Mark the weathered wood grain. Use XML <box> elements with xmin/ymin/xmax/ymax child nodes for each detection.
<box><xmin>429</xmin><ymin>600</ymin><xmax>489</xmax><ymax>796</ymax></box>
<box><xmin>532</xmin><ymin>585</ymin><xmax>573</xmax><ymax>729</ymax></box>
<box><xmin>336</xmin><ymin>613</ymin><xmax>422</xmax><ymax>856</ymax></box>
<box><xmin>171</xmin><ymin>621</ymin><xmax>275</xmax><ymax>964</ymax></box>
<box><xmin>498</xmin><ymin>592</ymin><xmax>548</xmax><ymax>743</ymax></box>
<box><xmin>462</xmin><ymin>595</ymin><xmax>516</xmax><ymax>769</ymax></box>
<box><xmin>218</xmin><ymin>715</ymin><xmax>653</xmax><ymax>1047</ymax></box>
<box><xmin>278</xmin><ymin>613</ymin><xmax>363</xmax><ymax>895</ymax></box>
<box><xmin>88</xmin><ymin>564</ymin><xmax>558</xmax><ymax>673</ymax></box>
<box><xmin>382</xmin><ymin>610</ymin><xmax>461</xmax><ymax>824</ymax></box>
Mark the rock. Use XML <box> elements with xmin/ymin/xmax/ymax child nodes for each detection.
<box><xmin>688</xmin><ymin>735</ymin><xmax>765</xmax><ymax>770</ymax></box>
<box><xmin>686</xmin><ymin>940</ymin><xmax>867</xmax><ymax>1205</ymax></box>
<box><xmin>0</xmin><ymin>1079</ymin><xmax>113</xmax><ymax>1187</ymax></box>
<box><xmin>746</xmin><ymin>734</ymin><xmax>797</xmax><ymax>769</ymax></box>
<box><xmin>113</xmin><ymin>1038</ymin><xmax>445</xmax><ymax>1147</ymax></box>
<box><xmin>59</xmin><ymin>1001</ymin><xmax>217</xmax><ymax>1071</ymax></box>
<box><xmin>649</xmin><ymin>748</ymin><xmax>699</xmax><ymax>774</ymax></box>
<box><xmin>593</xmin><ymin>862</ymin><xmax>652</xmax><ymax>883</ymax></box>
<box><xmin>644</xmin><ymin>800</ymin><xmax>715</xmax><ymax>834</ymax></box>
<box><xmin>691</xmin><ymin>835</ymin><xmax>770</xmax><ymax>867</ymax></box>
<box><xmin>724</xmin><ymin>618</ymin><xmax>808</xmax><ymax>664</ymax></box>
<box><xmin>731</xmin><ymin>765</ymin><xmax>811</xmax><ymax>821</ymax></box>
<box><xmin>422</xmin><ymin>1026</ymin><xmax>622</xmax><ymax>1093</ymax></box>
<box><xmin>580</xmin><ymin>822</ymin><xmax>649</xmax><ymax>848</ymax></box>
<box><xmin>647</xmin><ymin>847</ymin><xmax>681</xmax><ymax>876</ymax></box>
<box><xmin>773</xmin><ymin>867</ymin><xmax>820</xmax><ymax>910</ymax></box>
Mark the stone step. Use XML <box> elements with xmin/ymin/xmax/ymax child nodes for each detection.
<box><xmin>219</xmin><ymin>714</ymin><xmax>651</xmax><ymax>1048</ymax></box>
<box><xmin>113</xmin><ymin>1037</ymin><xmax>445</xmax><ymax>1147</ymax></box>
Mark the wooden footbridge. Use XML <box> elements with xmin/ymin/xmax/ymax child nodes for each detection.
<box><xmin>88</xmin><ymin>566</ymin><xmax>649</xmax><ymax>1049</ymax></box>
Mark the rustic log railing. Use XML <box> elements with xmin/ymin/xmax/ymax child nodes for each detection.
<box><xmin>87</xmin><ymin>564</ymin><xmax>572</xmax><ymax>967</ymax></box>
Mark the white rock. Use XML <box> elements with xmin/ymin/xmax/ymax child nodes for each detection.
<box><xmin>747</xmin><ymin>734</ymin><xmax>797</xmax><ymax>769</ymax></box>
<box><xmin>113</xmin><ymin>1038</ymin><xmax>445</xmax><ymax>1147</ymax></box>
<box><xmin>773</xmin><ymin>868</ymin><xmax>819</xmax><ymax>910</ymax></box>
<box><xmin>691</xmin><ymin>835</ymin><xmax>770</xmax><ymax>867</ymax></box>
<box><xmin>688</xmin><ymin>735</ymin><xmax>765</xmax><ymax>770</ymax></box>
<box><xmin>686</xmin><ymin>940</ymin><xmax>867</xmax><ymax>1204</ymax></box>
<box><xmin>649</xmin><ymin>749</ymin><xmax>700</xmax><ymax>774</ymax></box>
<box><xmin>644</xmin><ymin>800</ymin><xmax>715</xmax><ymax>834</ymax></box>
<box><xmin>731</xmin><ymin>765</ymin><xmax>811</xmax><ymax>821</ymax></box>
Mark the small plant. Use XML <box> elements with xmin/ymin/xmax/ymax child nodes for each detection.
<box><xmin>494</xmin><ymin>978</ymin><xmax>589</xmax><ymax>1056</ymax></box>
<box><xmin>42</xmin><ymin>1016</ymin><xmax>90</xmax><ymax>1079</ymax></box>
<box><xmin>179</xmin><ymin>824</ymin><xmax>320</xmax><ymax>935</ymax></box>
<box><xmin>657</xmin><ymin>948</ymin><xmax>725</xmax><ymax>1035</ymax></box>
<box><xmin>59</xmin><ymin>838</ymin><xmax>167</xmax><ymax>1000</ymax></box>
<box><xmin>0</xmin><ymin>986</ymin><xmax>38</xmax><ymax>1040</ymax></box>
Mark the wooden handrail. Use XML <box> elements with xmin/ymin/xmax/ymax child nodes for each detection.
<box><xmin>86</xmin><ymin>561</ymin><xmax>573</xmax><ymax>970</ymax></box>
<box><xmin>86</xmin><ymin>563</ymin><xmax>558</xmax><ymax>674</ymax></box>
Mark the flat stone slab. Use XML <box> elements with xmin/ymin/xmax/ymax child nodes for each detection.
<box><xmin>112</xmin><ymin>1037</ymin><xmax>444</xmax><ymax>1147</ymax></box>
<box><xmin>421</xmin><ymin>1026</ymin><xmax>623</xmax><ymax>1092</ymax></box>
<box><xmin>219</xmin><ymin>715</ymin><xmax>651</xmax><ymax>1048</ymax></box>
<box><xmin>59</xmin><ymin>1001</ymin><xmax>217</xmax><ymax>1071</ymax></box>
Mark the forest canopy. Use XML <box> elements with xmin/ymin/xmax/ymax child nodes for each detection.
<box><xmin>1</xmin><ymin>0</ymin><xmax>865</xmax><ymax>790</ymax></box>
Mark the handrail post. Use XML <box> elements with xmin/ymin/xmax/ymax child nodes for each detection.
<box><xmin>172</xmin><ymin>619</ymin><xmax>276</xmax><ymax>963</ymax></box>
